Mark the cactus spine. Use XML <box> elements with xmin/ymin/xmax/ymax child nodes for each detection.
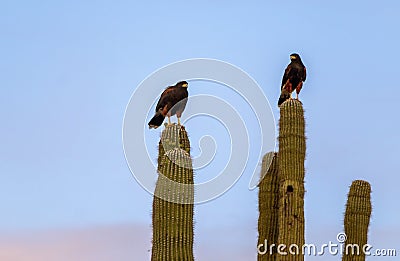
<box><xmin>276</xmin><ymin>99</ymin><xmax>306</xmax><ymax>260</ymax></box>
<box><xmin>258</xmin><ymin>152</ymin><xmax>279</xmax><ymax>260</ymax></box>
<box><xmin>342</xmin><ymin>180</ymin><xmax>372</xmax><ymax>261</ymax></box>
<box><xmin>151</xmin><ymin>124</ymin><xmax>194</xmax><ymax>261</ymax></box>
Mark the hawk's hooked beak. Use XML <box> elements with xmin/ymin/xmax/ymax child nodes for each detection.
<box><xmin>290</xmin><ymin>55</ymin><xmax>296</xmax><ymax>60</ymax></box>
<box><xmin>182</xmin><ymin>83</ymin><xmax>188</xmax><ymax>87</ymax></box>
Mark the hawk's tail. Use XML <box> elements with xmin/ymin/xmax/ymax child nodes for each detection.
<box><xmin>278</xmin><ymin>89</ymin><xmax>291</xmax><ymax>106</ymax></box>
<box><xmin>148</xmin><ymin>111</ymin><xmax>165</xmax><ymax>129</ymax></box>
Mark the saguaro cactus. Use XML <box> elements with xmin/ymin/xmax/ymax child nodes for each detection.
<box><xmin>151</xmin><ymin>124</ymin><xmax>194</xmax><ymax>261</ymax></box>
<box><xmin>277</xmin><ymin>99</ymin><xmax>306</xmax><ymax>260</ymax></box>
<box><xmin>257</xmin><ymin>100</ymin><xmax>374</xmax><ymax>261</ymax></box>
<box><xmin>258</xmin><ymin>152</ymin><xmax>279</xmax><ymax>260</ymax></box>
<box><xmin>342</xmin><ymin>180</ymin><xmax>372</xmax><ymax>261</ymax></box>
<box><xmin>258</xmin><ymin>100</ymin><xmax>306</xmax><ymax>260</ymax></box>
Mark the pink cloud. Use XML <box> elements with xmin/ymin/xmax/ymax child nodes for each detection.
<box><xmin>0</xmin><ymin>224</ymin><xmax>152</xmax><ymax>261</ymax></box>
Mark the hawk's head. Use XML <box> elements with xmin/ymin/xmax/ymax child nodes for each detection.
<box><xmin>290</xmin><ymin>53</ymin><xmax>301</xmax><ymax>61</ymax></box>
<box><xmin>176</xmin><ymin>81</ymin><xmax>189</xmax><ymax>88</ymax></box>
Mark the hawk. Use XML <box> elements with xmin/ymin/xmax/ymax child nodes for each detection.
<box><xmin>278</xmin><ymin>53</ymin><xmax>307</xmax><ymax>106</ymax></box>
<box><xmin>148</xmin><ymin>81</ymin><xmax>189</xmax><ymax>129</ymax></box>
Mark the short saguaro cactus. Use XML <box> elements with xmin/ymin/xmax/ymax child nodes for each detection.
<box><xmin>151</xmin><ymin>124</ymin><xmax>194</xmax><ymax>261</ymax></box>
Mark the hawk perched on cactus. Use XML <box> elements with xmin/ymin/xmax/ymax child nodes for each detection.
<box><xmin>278</xmin><ymin>53</ymin><xmax>307</xmax><ymax>106</ymax></box>
<box><xmin>148</xmin><ymin>81</ymin><xmax>189</xmax><ymax>129</ymax></box>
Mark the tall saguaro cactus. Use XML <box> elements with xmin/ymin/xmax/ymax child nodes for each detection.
<box><xmin>277</xmin><ymin>99</ymin><xmax>306</xmax><ymax>260</ymax></box>
<box><xmin>258</xmin><ymin>100</ymin><xmax>306</xmax><ymax>260</ymax></box>
<box><xmin>151</xmin><ymin>124</ymin><xmax>194</xmax><ymax>261</ymax></box>
<box><xmin>342</xmin><ymin>180</ymin><xmax>372</xmax><ymax>261</ymax></box>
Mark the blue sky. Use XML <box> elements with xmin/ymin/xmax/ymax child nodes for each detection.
<box><xmin>1</xmin><ymin>1</ymin><xmax>399</xmax><ymax>260</ymax></box>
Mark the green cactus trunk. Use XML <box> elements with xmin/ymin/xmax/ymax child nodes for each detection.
<box><xmin>342</xmin><ymin>180</ymin><xmax>372</xmax><ymax>261</ymax></box>
<box><xmin>258</xmin><ymin>152</ymin><xmax>279</xmax><ymax>261</ymax></box>
<box><xmin>277</xmin><ymin>99</ymin><xmax>306</xmax><ymax>260</ymax></box>
<box><xmin>151</xmin><ymin>125</ymin><xmax>194</xmax><ymax>261</ymax></box>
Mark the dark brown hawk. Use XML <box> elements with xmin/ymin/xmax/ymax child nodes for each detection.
<box><xmin>148</xmin><ymin>81</ymin><xmax>189</xmax><ymax>129</ymax></box>
<box><xmin>278</xmin><ymin>53</ymin><xmax>307</xmax><ymax>106</ymax></box>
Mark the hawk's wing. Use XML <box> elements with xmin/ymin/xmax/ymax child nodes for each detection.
<box><xmin>155</xmin><ymin>86</ymin><xmax>176</xmax><ymax>111</ymax></box>
<box><xmin>303</xmin><ymin>67</ymin><xmax>307</xmax><ymax>82</ymax></box>
<box><xmin>281</xmin><ymin>65</ymin><xmax>292</xmax><ymax>89</ymax></box>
